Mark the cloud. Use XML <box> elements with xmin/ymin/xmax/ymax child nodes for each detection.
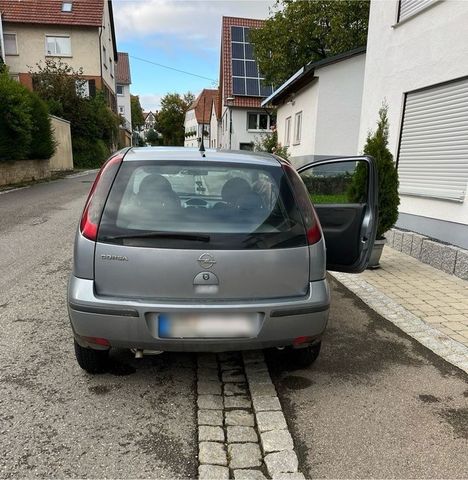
<box><xmin>139</xmin><ymin>94</ymin><xmax>164</xmax><ymax>112</ymax></box>
<box><xmin>113</xmin><ymin>0</ymin><xmax>276</xmax><ymax>47</ymax></box>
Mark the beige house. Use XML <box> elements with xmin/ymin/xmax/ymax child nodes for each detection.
<box><xmin>0</xmin><ymin>0</ymin><xmax>118</xmax><ymax>111</ymax></box>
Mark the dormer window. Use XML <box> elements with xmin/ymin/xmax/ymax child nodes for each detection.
<box><xmin>62</xmin><ymin>2</ymin><xmax>73</xmax><ymax>12</ymax></box>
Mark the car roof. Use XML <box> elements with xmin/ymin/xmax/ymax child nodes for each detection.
<box><xmin>122</xmin><ymin>147</ymin><xmax>281</xmax><ymax>166</ymax></box>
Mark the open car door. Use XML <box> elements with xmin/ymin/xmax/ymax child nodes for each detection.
<box><xmin>297</xmin><ymin>156</ymin><xmax>378</xmax><ymax>273</ymax></box>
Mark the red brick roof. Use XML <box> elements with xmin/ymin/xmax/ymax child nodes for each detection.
<box><xmin>116</xmin><ymin>52</ymin><xmax>131</xmax><ymax>84</ymax></box>
<box><xmin>190</xmin><ymin>89</ymin><xmax>218</xmax><ymax>124</ymax></box>
<box><xmin>220</xmin><ymin>16</ymin><xmax>265</xmax><ymax>110</ymax></box>
<box><xmin>0</xmin><ymin>0</ymin><xmax>105</xmax><ymax>27</ymax></box>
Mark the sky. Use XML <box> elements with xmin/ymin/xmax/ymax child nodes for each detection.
<box><xmin>112</xmin><ymin>0</ymin><xmax>276</xmax><ymax>112</ymax></box>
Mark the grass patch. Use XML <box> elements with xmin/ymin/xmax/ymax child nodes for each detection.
<box><xmin>310</xmin><ymin>193</ymin><xmax>349</xmax><ymax>204</ymax></box>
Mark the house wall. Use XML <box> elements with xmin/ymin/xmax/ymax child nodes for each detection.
<box><xmin>101</xmin><ymin>1</ymin><xmax>116</xmax><ymax>94</ymax></box>
<box><xmin>3</xmin><ymin>22</ymin><xmax>100</xmax><ymax>76</ymax></box>
<box><xmin>359</xmin><ymin>0</ymin><xmax>468</xmax><ymax>248</ymax></box>
<box><xmin>49</xmin><ymin>115</ymin><xmax>73</xmax><ymax>171</ymax></box>
<box><xmin>184</xmin><ymin>109</ymin><xmax>199</xmax><ymax>148</ymax></box>
<box><xmin>209</xmin><ymin>106</ymin><xmax>220</xmax><ymax>148</ymax></box>
<box><xmin>117</xmin><ymin>83</ymin><xmax>132</xmax><ymax>130</ymax></box>
<box><xmin>276</xmin><ymin>81</ymin><xmax>319</xmax><ymax>167</ymax></box>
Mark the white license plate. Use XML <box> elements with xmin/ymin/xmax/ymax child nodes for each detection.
<box><xmin>158</xmin><ymin>313</ymin><xmax>258</xmax><ymax>339</ymax></box>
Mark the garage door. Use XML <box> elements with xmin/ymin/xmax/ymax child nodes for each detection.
<box><xmin>397</xmin><ymin>77</ymin><xmax>468</xmax><ymax>202</ymax></box>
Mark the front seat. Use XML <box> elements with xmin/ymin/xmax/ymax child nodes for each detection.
<box><xmin>137</xmin><ymin>174</ymin><xmax>180</xmax><ymax>210</ymax></box>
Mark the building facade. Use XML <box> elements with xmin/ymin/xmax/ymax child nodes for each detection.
<box><xmin>116</xmin><ymin>51</ymin><xmax>132</xmax><ymax>146</ymax></box>
<box><xmin>217</xmin><ymin>16</ymin><xmax>275</xmax><ymax>151</ymax></box>
<box><xmin>184</xmin><ymin>88</ymin><xmax>217</xmax><ymax>148</ymax></box>
<box><xmin>359</xmin><ymin>0</ymin><xmax>468</xmax><ymax>248</ymax></box>
<box><xmin>0</xmin><ymin>0</ymin><xmax>118</xmax><ymax>110</ymax></box>
<box><xmin>263</xmin><ymin>48</ymin><xmax>366</xmax><ymax>167</ymax></box>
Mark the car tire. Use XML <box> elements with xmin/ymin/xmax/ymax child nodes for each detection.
<box><xmin>288</xmin><ymin>342</ymin><xmax>321</xmax><ymax>368</ymax></box>
<box><xmin>74</xmin><ymin>340</ymin><xmax>109</xmax><ymax>374</ymax></box>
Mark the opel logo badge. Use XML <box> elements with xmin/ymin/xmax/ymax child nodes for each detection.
<box><xmin>198</xmin><ymin>253</ymin><xmax>216</xmax><ymax>269</ymax></box>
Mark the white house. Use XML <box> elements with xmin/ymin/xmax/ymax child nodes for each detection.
<box><xmin>184</xmin><ymin>89</ymin><xmax>217</xmax><ymax>148</ymax></box>
<box><xmin>262</xmin><ymin>47</ymin><xmax>366</xmax><ymax>168</ymax></box>
<box><xmin>217</xmin><ymin>16</ymin><xmax>275</xmax><ymax>151</ymax></box>
<box><xmin>209</xmin><ymin>94</ymin><xmax>221</xmax><ymax>148</ymax></box>
<box><xmin>359</xmin><ymin>0</ymin><xmax>468</xmax><ymax>249</ymax></box>
<box><xmin>116</xmin><ymin>52</ymin><xmax>132</xmax><ymax>146</ymax></box>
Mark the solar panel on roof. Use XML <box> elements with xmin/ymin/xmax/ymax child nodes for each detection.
<box><xmin>230</xmin><ymin>26</ymin><xmax>273</xmax><ymax>98</ymax></box>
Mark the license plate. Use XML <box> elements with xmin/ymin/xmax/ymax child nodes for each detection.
<box><xmin>158</xmin><ymin>313</ymin><xmax>258</xmax><ymax>339</ymax></box>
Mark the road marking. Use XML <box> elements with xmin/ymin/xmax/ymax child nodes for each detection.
<box><xmin>0</xmin><ymin>186</ymin><xmax>31</xmax><ymax>195</ymax></box>
<box><xmin>330</xmin><ymin>271</ymin><xmax>468</xmax><ymax>374</ymax></box>
<box><xmin>197</xmin><ymin>351</ymin><xmax>305</xmax><ymax>479</ymax></box>
<box><xmin>65</xmin><ymin>169</ymin><xmax>98</xmax><ymax>179</ymax></box>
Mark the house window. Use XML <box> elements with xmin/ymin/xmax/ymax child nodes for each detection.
<box><xmin>9</xmin><ymin>74</ymin><xmax>20</xmax><ymax>82</ymax></box>
<box><xmin>3</xmin><ymin>33</ymin><xmax>18</xmax><ymax>55</ymax></box>
<box><xmin>284</xmin><ymin>116</ymin><xmax>291</xmax><ymax>146</ymax></box>
<box><xmin>46</xmin><ymin>35</ymin><xmax>71</xmax><ymax>56</ymax></box>
<box><xmin>103</xmin><ymin>46</ymin><xmax>107</xmax><ymax>68</ymax></box>
<box><xmin>397</xmin><ymin>77</ymin><xmax>468</xmax><ymax>202</ymax></box>
<box><xmin>247</xmin><ymin>112</ymin><xmax>270</xmax><ymax>131</ymax></box>
<box><xmin>119</xmin><ymin>105</ymin><xmax>125</xmax><ymax>114</ymax></box>
<box><xmin>110</xmin><ymin>58</ymin><xmax>113</xmax><ymax>77</ymax></box>
<box><xmin>116</xmin><ymin>84</ymin><xmax>124</xmax><ymax>95</ymax></box>
<box><xmin>398</xmin><ymin>0</ymin><xmax>437</xmax><ymax>22</ymax></box>
<box><xmin>76</xmin><ymin>80</ymin><xmax>89</xmax><ymax>98</ymax></box>
<box><xmin>293</xmin><ymin>112</ymin><xmax>302</xmax><ymax>144</ymax></box>
<box><xmin>61</xmin><ymin>2</ymin><xmax>73</xmax><ymax>12</ymax></box>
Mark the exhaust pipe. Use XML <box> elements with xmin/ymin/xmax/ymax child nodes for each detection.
<box><xmin>132</xmin><ymin>349</ymin><xmax>163</xmax><ymax>358</ymax></box>
<box><xmin>134</xmin><ymin>349</ymin><xmax>144</xmax><ymax>359</ymax></box>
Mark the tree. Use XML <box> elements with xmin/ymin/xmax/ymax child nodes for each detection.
<box><xmin>131</xmin><ymin>95</ymin><xmax>145</xmax><ymax>131</ymax></box>
<box><xmin>250</xmin><ymin>0</ymin><xmax>370</xmax><ymax>86</ymax></box>
<box><xmin>30</xmin><ymin>59</ymin><xmax>119</xmax><ymax>167</ymax></box>
<box><xmin>156</xmin><ymin>92</ymin><xmax>195</xmax><ymax>146</ymax></box>
<box><xmin>145</xmin><ymin>128</ymin><xmax>159</xmax><ymax>146</ymax></box>
<box><xmin>349</xmin><ymin>104</ymin><xmax>399</xmax><ymax>239</ymax></box>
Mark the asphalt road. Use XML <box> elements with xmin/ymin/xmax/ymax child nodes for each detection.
<box><xmin>0</xmin><ymin>173</ymin><xmax>467</xmax><ymax>478</ymax></box>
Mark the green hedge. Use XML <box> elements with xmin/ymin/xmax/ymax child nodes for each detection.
<box><xmin>0</xmin><ymin>71</ymin><xmax>55</xmax><ymax>162</ymax></box>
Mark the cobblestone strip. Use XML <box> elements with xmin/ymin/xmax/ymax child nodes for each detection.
<box><xmin>197</xmin><ymin>351</ymin><xmax>306</xmax><ymax>480</ymax></box>
<box><xmin>330</xmin><ymin>272</ymin><xmax>468</xmax><ymax>374</ymax></box>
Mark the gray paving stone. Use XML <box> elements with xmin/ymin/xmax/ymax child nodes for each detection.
<box><xmin>224</xmin><ymin>383</ymin><xmax>248</xmax><ymax>396</ymax></box>
<box><xmin>198</xmin><ymin>395</ymin><xmax>223</xmax><ymax>410</ymax></box>
<box><xmin>234</xmin><ymin>469</ymin><xmax>267</xmax><ymax>479</ymax></box>
<box><xmin>441</xmin><ymin>245</ymin><xmax>458</xmax><ymax>274</ymax></box>
<box><xmin>260</xmin><ymin>429</ymin><xmax>294</xmax><ymax>453</ymax></box>
<box><xmin>220</xmin><ymin>360</ymin><xmax>243</xmax><ymax>371</ymax></box>
<box><xmin>401</xmin><ymin>232</ymin><xmax>413</xmax><ymax>255</ymax></box>
<box><xmin>227</xmin><ymin>426</ymin><xmax>258</xmax><ymax>443</ymax></box>
<box><xmin>246</xmin><ymin>371</ymin><xmax>272</xmax><ymax>383</ymax></box>
<box><xmin>198</xmin><ymin>381</ymin><xmax>222</xmax><ymax>395</ymax></box>
<box><xmin>228</xmin><ymin>443</ymin><xmax>262</xmax><ymax>469</ymax></box>
<box><xmin>264</xmin><ymin>450</ymin><xmax>298</xmax><ymax>476</ymax></box>
<box><xmin>256</xmin><ymin>411</ymin><xmax>287</xmax><ymax>432</ymax></box>
<box><xmin>222</xmin><ymin>370</ymin><xmax>246</xmax><ymax>383</ymax></box>
<box><xmin>199</xmin><ymin>425</ymin><xmax>225</xmax><ymax>442</ymax></box>
<box><xmin>249</xmin><ymin>383</ymin><xmax>277</xmax><ymax>398</ymax></box>
<box><xmin>454</xmin><ymin>247</ymin><xmax>468</xmax><ymax>280</ymax></box>
<box><xmin>225</xmin><ymin>410</ymin><xmax>255</xmax><ymax>427</ymax></box>
<box><xmin>198</xmin><ymin>409</ymin><xmax>223</xmax><ymax>426</ymax></box>
<box><xmin>420</xmin><ymin>239</ymin><xmax>444</xmax><ymax>269</ymax></box>
<box><xmin>410</xmin><ymin>233</ymin><xmax>426</xmax><ymax>259</ymax></box>
<box><xmin>242</xmin><ymin>350</ymin><xmax>265</xmax><ymax>363</ymax></box>
<box><xmin>199</xmin><ymin>465</ymin><xmax>229</xmax><ymax>479</ymax></box>
<box><xmin>252</xmin><ymin>396</ymin><xmax>282</xmax><ymax>412</ymax></box>
<box><xmin>199</xmin><ymin>442</ymin><xmax>227</xmax><ymax>466</ymax></box>
<box><xmin>225</xmin><ymin>395</ymin><xmax>251</xmax><ymax>409</ymax></box>
<box><xmin>198</xmin><ymin>368</ymin><xmax>220</xmax><ymax>381</ymax></box>
<box><xmin>393</xmin><ymin>230</ymin><xmax>403</xmax><ymax>251</ymax></box>
<box><xmin>197</xmin><ymin>353</ymin><xmax>218</xmax><ymax>368</ymax></box>
<box><xmin>219</xmin><ymin>352</ymin><xmax>241</xmax><ymax>362</ymax></box>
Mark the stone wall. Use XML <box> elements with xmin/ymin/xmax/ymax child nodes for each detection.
<box><xmin>0</xmin><ymin>159</ymin><xmax>50</xmax><ymax>188</ymax></box>
<box><xmin>49</xmin><ymin>116</ymin><xmax>74</xmax><ymax>171</ymax></box>
<box><xmin>386</xmin><ymin>228</ymin><xmax>468</xmax><ymax>281</ymax></box>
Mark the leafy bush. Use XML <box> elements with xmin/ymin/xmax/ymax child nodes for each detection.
<box><xmin>72</xmin><ymin>137</ymin><xmax>109</xmax><ymax>169</ymax></box>
<box><xmin>349</xmin><ymin>104</ymin><xmax>399</xmax><ymax>239</ymax></box>
<box><xmin>0</xmin><ymin>71</ymin><xmax>33</xmax><ymax>162</ymax></box>
<box><xmin>254</xmin><ymin>129</ymin><xmax>289</xmax><ymax>159</ymax></box>
<box><xmin>27</xmin><ymin>92</ymin><xmax>56</xmax><ymax>160</ymax></box>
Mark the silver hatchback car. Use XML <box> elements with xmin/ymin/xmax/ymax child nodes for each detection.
<box><xmin>68</xmin><ymin>147</ymin><xmax>377</xmax><ymax>373</ymax></box>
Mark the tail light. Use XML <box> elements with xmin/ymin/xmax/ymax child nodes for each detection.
<box><xmin>80</xmin><ymin>153</ymin><xmax>124</xmax><ymax>241</ymax></box>
<box><xmin>283</xmin><ymin>163</ymin><xmax>323</xmax><ymax>245</ymax></box>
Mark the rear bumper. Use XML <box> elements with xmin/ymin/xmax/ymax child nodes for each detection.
<box><xmin>67</xmin><ymin>276</ymin><xmax>330</xmax><ymax>352</ymax></box>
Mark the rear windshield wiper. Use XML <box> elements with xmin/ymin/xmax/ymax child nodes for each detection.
<box><xmin>102</xmin><ymin>232</ymin><xmax>211</xmax><ymax>242</ymax></box>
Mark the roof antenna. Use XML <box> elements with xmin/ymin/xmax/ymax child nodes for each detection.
<box><xmin>199</xmin><ymin>96</ymin><xmax>206</xmax><ymax>157</ymax></box>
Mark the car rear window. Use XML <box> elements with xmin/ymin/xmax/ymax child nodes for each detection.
<box><xmin>97</xmin><ymin>160</ymin><xmax>307</xmax><ymax>249</ymax></box>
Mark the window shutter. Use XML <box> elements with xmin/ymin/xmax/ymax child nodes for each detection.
<box><xmin>398</xmin><ymin>0</ymin><xmax>437</xmax><ymax>21</ymax></box>
<box><xmin>89</xmin><ymin>79</ymin><xmax>96</xmax><ymax>97</ymax></box>
<box><xmin>398</xmin><ymin>77</ymin><xmax>468</xmax><ymax>202</ymax></box>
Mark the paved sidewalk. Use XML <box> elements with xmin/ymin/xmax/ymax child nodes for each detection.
<box><xmin>330</xmin><ymin>247</ymin><xmax>468</xmax><ymax>374</ymax></box>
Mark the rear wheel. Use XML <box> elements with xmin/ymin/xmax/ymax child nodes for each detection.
<box><xmin>288</xmin><ymin>341</ymin><xmax>321</xmax><ymax>368</ymax></box>
<box><xmin>74</xmin><ymin>340</ymin><xmax>109</xmax><ymax>374</ymax></box>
